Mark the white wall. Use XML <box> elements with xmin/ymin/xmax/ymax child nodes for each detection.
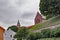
<box><xmin>4</xmin><ymin>29</ymin><xmax>16</xmax><ymax>40</ymax></box>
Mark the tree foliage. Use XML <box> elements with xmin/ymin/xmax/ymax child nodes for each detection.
<box><xmin>39</xmin><ymin>0</ymin><xmax>60</xmax><ymax>19</ymax></box>
<box><xmin>14</xmin><ymin>26</ymin><xmax>60</xmax><ymax>40</ymax></box>
<box><xmin>41</xmin><ymin>29</ymin><xmax>51</xmax><ymax>38</ymax></box>
<box><xmin>14</xmin><ymin>27</ymin><xmax>29</xmax><ymax>40</ymax></box>
<box><xmin>27</xmin><ymin>33</ymin><xmax>37</xmax><ymax>40</ymax></box>
<box><xmin>27</xmin><ymin>32</ymin><xmax>42</xmax><ymax>40</ymax></box>
<box><xmin>7</xmin><ymin>25</ymin><xmax>18</xmax><ymax>32</ymax></box>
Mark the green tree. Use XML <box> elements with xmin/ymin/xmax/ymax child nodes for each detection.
<box><xmin>27</xmin><ymin>32</ymin><xmax>42</xmax><ymax>40</ymax></box>
<box><xmin>14</xmin><ymin>27</ymin><xmax>29</xmax><ymax>40</ymax></box>
<box><xmin>39</xmin><ymin>0</ymin><xmax>60</xmax><ymax>19</ymax></box>
<box><xmin>7</xmin><ymin>25</ymin><xmax>18</xmax><ymax>32</ymax></box>
<box><xmin>27</xmin><ymin>33</ymin><xmax>37</xmax><ymax>40</ymax></box>
<box><xmin>41</xmin><ymin>29</ymin><xmax>51</xmax><ymax>38</ymax></box>
<box><xmin>54</xmin><ymin>27</ymin><xmax>60</xmax><ymax>37</ymax></box>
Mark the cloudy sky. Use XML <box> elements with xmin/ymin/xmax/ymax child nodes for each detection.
<box><xmin>0</xmin><ymin>0</ymin><xmax>40</xmax><ymax>29</ymax></box>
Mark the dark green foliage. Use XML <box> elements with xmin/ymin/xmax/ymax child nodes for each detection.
<box><xmin>50</xmin><ymin>27</ymin><xmax>60</xmax><ymax>37</ymax></box>
<box><xmin>30</xmin><ymin>27</ymin><xmax>60</xmax><ymax>39</ymax></box>
<box><xmin>14</xmin><ymin>27</ymin><xmax>29</xmax><ymax>40</ymax></box>
<box><xmin>41</xmin><ymin>29</ymin><xmax>51</xmax><ymax>38</ymax></box>
<box><xmin>13</xmin><ymin>26</ymin><xmax>60</xmax><ymax>40</ymax></box>
<box><xmin>39</xmin><ymin>0</ymin><xmax>60</xmax><ymax>19</ymax></box>
<box><xmin>27</xmin><ymin>33</ymin><xmax>37</xmax><ymax>40</ymax></box>
<box><xmin>40</xmin><ymin>27</ymin><xmax>60</xmax><ymax>38</ymax></box>
<box><xmin>27</xmin><ymin>32</ymin><xmax>42</xmax><ymax>40</ymax></box>
<box><xmin>55</xmin><ymin>27</ymin><xmax>60</xmax><ymax>37</ymax></box>
<box><xmin>7</xmin><ymin>25</ymin><xmax>18</xmax><ymax>32</ymax></box>
<box><xmin>35</xmin><ymin>32</ymin><xmax>42</xmax><ymax>39</ymax></box>
<box><xmin>50</xmin><ymin>31</ymin><xmax>55</xmax><ymax>37</ymax></box>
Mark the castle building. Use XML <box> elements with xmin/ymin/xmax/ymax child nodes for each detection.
<box><xmin>34</xmin><ymin>12</ymin><xmax>45</xmax><ymax>24</ymax></box>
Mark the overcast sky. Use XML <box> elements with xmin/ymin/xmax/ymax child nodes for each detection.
<box><xmin>0</xmin><ymin>0</ymin><xmax>40</xmax><ymax>29</ymax></box>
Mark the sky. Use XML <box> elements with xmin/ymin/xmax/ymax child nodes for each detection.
<box><xmin>0</xmin><ymin>0</ymin><xmax>40</xmax><ymax>29</ymax></box>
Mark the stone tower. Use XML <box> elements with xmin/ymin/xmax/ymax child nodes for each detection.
<box><xmin>34</xmin><ymin>12</ymin><xmax>44</xmax><ymax>24</ymax></box>
<box><xmin>17</xmin><ymin>20</ymin><xmax>21</xmax><ymax>28</ymax></box>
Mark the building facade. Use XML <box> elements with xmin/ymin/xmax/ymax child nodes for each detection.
<box><xmin>34</xmin><ymin>12</ymin><xmax>45</xmax><ymax>24</ymax></box>
<box><xmin>4</xmin><ymin>29</ymin><xmax>16</xmax><ymax>40</ymax></box>
<box><xmin>0</xmin><ymin>26</ymin><xmax>5</xmax><ymax>40</ymax></box>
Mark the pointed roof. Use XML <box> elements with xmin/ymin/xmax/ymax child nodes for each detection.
<box><xmin>37</xmin><ymin>12</ymin><xmax>41</xmax><ymax>15</ymax></box>
<box><xmin>17</xmin><ymin>20</ymin><xmax>20</xmax><ymax>25</ymax></box>
<box><xmin>35</xmin><ymin>12</ymin><xmax>46</xmax><ymax>20</ymax></box>
<box><xmin>17</xmin><ymin>20</ymin><xmax>20</xmax><ymax>27</ymax></box>
<box><xmin>35</xmin><ymin>12</ymin><xmax>42</xmax><ymax>19</ymax></box>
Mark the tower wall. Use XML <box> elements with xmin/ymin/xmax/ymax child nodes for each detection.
<box><xmin>35</xmin><ymin>12</ymin><xmax>44</xmax><ymax>24</ymax></box>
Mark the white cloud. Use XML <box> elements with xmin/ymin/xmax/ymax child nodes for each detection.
<box><xmin>0</xmin><ymin>0</ymin><xmax>40</xmax><ymax>29</ymax></box>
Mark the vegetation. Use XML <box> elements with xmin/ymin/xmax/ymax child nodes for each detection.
<box><xmin>27</xmin><ymin>32</ymin><xmax>37</xmax><ymax>40</ymax></box>
<box><xmin>7</xmin><ymin>25</ymin><xmax>18</xmax><ymax>32</ymax></box>
<box><xmin>14</xmin><ymin>27</ymin><xmax>29</xmax><ymax>40</ymax></box>
<box><xmin>28</xmin><ymin>27</ymin><xmax>60</xmax><ymax>40</ymax></box>
<box><xmin>29</xmin><ymin>16</ymin><xmax>60</xmax><ymax>31</ymax></box>
<box><xmin>4</xmin><ymin>0</ymin><xmax>60</xmax><ymax>40</ymax></box>
<box><xmin>12</xmin><ymin>26</ymin><xmax>60</xmax><ymax>40</ymax></box>
<box><xmin>51</xmin><ymin>27</ymin><xmax>60</xmax><ymax>37</ymax></box>
<box><xmin>38</xmin><ymin>37</ymin><xmax>60</xmax><ymax>40</ymax></box>
<box><xmin>39</xmin><ymin>0</ymin><xmax>60</xmax><ymax>19</ymax></box>
<box><xmin>27</xmin><ymin>32</ymin><xmax>42</xmax><ymax>40</ymax></box>
<box><xmin>41</xmin><ymin>29</ymin><xmax>51</xmax><ymax>38</ymax></box>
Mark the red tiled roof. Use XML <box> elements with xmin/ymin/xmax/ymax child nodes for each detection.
<box><xmin>26</xmin><ymin>25</ymin><xmax>34</xmax><ymax>29</ymax></box>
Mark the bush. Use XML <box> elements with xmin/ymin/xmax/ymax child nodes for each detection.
<box><xmin>41</xmin><ymin>29</ymin><xmax>51</xmax><ymax>38</ymax></box>
<box><xmin>27</xmin><ymin>27</ymin><xmax>60</xmax><ymax>40</ymax></box>
<box><xmin>55</xmin><ymin>27</ymin><xmax>60</xmax><ymax>37</ymax></box>
<box><xmin>14</xmin><ymin>27</ymin><xmax>29</xmax><ymax>40</ymax></box>
<box><xmin>27</xmin><ymin>32</ymin><xmax>43</xmax><ymax>40</ymax></box>
<box><xmin>27</xmin><ymin>33</ymin><xmax>37</xmax><ymax>40</ymax></box>
<box><xmin>49</xmin><ymin>27</ymin><xmax>60</xmax><ymax>37</ymax></box>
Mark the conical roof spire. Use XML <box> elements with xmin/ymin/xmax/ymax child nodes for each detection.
<box><xmin>17</xmin><ymin>20</ymin><xmax>20</xmax><ymax>28</ymax></box>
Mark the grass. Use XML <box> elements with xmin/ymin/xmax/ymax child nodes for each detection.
<box><xmin>29</xmin><ymin>16</ymin><xmax>60</xmax><ymax>31</ymax></box>
<box><xmin>38</xmin><ymin>37</ymin><xmax>60</xmax><ymax>40</ymax></box>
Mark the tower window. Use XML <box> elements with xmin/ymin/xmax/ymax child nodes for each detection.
<box><xmin>10</xmin><ymin>35</ymin><xmax>12</xmax><ymax>37</ymax></box>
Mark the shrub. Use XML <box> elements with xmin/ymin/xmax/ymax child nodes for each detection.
<box><xmin>41</xmin><ymin>29</ymin><xmax>51</xmax><ymax>38</ymax></box>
